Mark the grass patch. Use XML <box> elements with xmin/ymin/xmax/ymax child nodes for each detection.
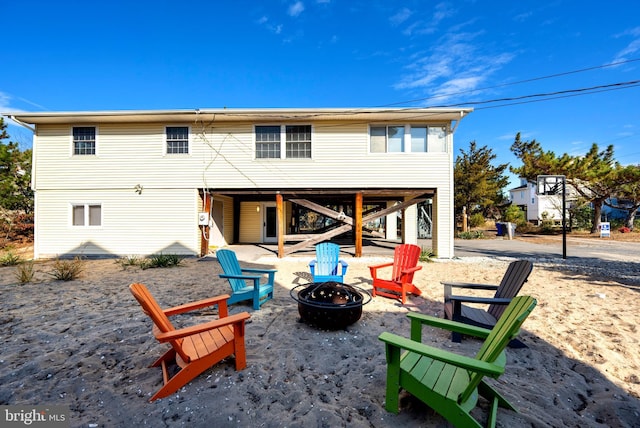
<box><xmin>1</xmin><ymin>251</ymin><xmax>22</xmax><ymax>266</ymax></box>
<box><xmin>140</xmin><ymin>253</ymin><xmax>184</xmax><ymax>270</ymax></box>
<box><xmin>115</xmin><ymin>255</ymin><xmax>141</xmax><ymax>269</ymax></box>
<box><xmin>419</xmin><ymin>246</ymin><xmax>435</xmax><ymax>262</ymax></box>
<box><xmin>15</xmin><ymin>261</ymin><xmax>35</xmax><ymax>284</ymax></box>
<box><xmin>458</xmin><ymin>230</ymin><xmax>485</xmax><ymax>239</ymax></box>
<box><xmin>49</xmin><ymin>256</ymin><xmax>85</xmax><ymax>281</ymax></box>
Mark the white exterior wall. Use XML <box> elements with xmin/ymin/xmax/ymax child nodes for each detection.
<box><xmin>31</xmin><ymin>118</ymin><xmax>456</xmax><ymax>258</ymax></box>
<box><xmin>34</xmin><ymin>188</ymin><xmax>199</xmax><ymax>258</ymax></box>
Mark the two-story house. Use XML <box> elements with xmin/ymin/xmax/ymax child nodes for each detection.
<box><xmin>509</xmin><ymin>178</ymin><xmax>565</xmax><ymax>224</ymax></box>
<box><xmin>7</xmin><ymin>108</ymin><xmax>471</xmax><ymax>259</ymax></box>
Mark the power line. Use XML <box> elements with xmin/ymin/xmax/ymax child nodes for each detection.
<box><xmin>381</xmin><ymin>57</ymin><xmax>640</xmax><ymax>107</ymax></box>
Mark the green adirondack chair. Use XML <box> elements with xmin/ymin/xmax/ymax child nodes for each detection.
<box><xmin>378</xmin><ymin>295</ymin><xmax>537</xmax><ymax>428</ymax></box>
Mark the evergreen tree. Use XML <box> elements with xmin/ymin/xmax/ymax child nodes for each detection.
<box><xmin>454</xmin><ymin>141</ymin><xmax>509</xmax><ymax>221</ymax></box>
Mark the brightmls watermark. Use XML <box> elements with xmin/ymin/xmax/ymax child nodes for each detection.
<box><xmin>1</xmin><ymin>406</ymin><xmax>69</xmax><ymax>427</ymax></box>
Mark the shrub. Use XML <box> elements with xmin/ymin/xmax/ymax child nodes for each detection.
<box><xmin>115</xmin><ymin>255</ymin><xmax>141</xmax><ymax>269</ymax></box>
<box><xmin>469</xmin><ymin>213</ymin><xmax>486</xmax><ymax>228</ymax></box>
<box><xmin>15</xmin><ymin>261</ymin><xmax>35</xmax><ymax>284</ymax></box>
<box><xmin>458</xmin><ymin>230</ymin><xmax>484</xmax><ymax>239</ymax></box>
<box><xmin>49</xmin><ymin>256</ymin><xmax>84</xmax><ymax>281</ymax></box>
<box><xmin>419</xmin><ymin>246</ymin><xmax>435</xmax><ymax>262</ymax></box>
<box><xmin>140</xmin><ymin>253</ymin><xmax>184</xmax><ymax>270</ymax></box>
<box><xmin>504</xmin><ymin>205</ymin><xmax>526</xmax><ymax>227</ymax></box>
<box><xmin>1</xmin><ymin>251</ymin><xmax>22</xmax><ymax>266</ymax></box>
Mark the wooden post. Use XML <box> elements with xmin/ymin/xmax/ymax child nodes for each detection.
<box><xmin>200</xmin><ymin>191</ymin><xmax>212</xmax><ymax>257</ymax></box>
<box><xmin>276</xmin><ymin>193</ymin><xmax>285</xmax><ymax>258</ymax></box>
<box><xmin>462</xmin><ymin>205</ymin><xmax>467</xmax><ymax>232</ymax></box>
<box><xmin>355</xmin><ymin>192</ymin><xmax>363</xmax><ymax>257</ymax></box>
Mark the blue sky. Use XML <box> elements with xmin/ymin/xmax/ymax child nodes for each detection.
<box><xmin>2</xmin><ymin>1</ymin><xmax>639</xmax><ymax>187</ymax></box>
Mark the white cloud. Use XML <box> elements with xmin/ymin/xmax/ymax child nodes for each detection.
<box><xmin>288</xmin><ymin>1</ymin><xmax>305</xmax><ymax>17</ymax></box>
<box><xmin>394</xmin><ymin>30</ymin><xmax>515</xmax><ymax>104</ymax></box>
<box><xmin>390</xmin><ymin>8</ymin><xmax>412</xmax><ymax>26</ymax></box>
<box><xmin>611</xmin><ymin>26</ymin><xmax>640</xmax><ymax>64</ymax></box>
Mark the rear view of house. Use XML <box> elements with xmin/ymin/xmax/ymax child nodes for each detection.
<box><xmin>7</xmin><ymin>108</ymin><xmax>471</xmax><ymax>259</ymax></box>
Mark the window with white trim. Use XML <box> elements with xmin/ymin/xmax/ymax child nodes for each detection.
<box><xmin>72</xmin><ymin>204</ymin><xmax>102</xmax><ymax>226</ymax></box>
<box><xmin>370</xmin><ymin>125</ymin><xmax>447</xmax><ymax>153</ymax></box>
<box><xmin>255</xmin><ymin>126</ymin><xmax>281</xmax><ymax>158</ymax></box>
<box><xmin>73</xmin><ymin>127</ymin><xmax>96</xmax><ymax>155</ymax></box>
<box><xmin>255</xmin><ymin>125</ymin><xmax>312</xmax><ymax>159</ymax></box>
<box><xmin>166</xmin><ymin>126</ymin><xmax>189</xmax><ymax>154</ymax></box>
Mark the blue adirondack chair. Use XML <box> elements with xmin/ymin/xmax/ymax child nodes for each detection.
<box><xmin>216</xmin><ymin>249</ymin><xmax>276</xmax><ymax>310</ymax></box>
<box><xmin>308</xmin><ymin>242</ymin><xmax>349</xmax><ymax>283</ymax></box>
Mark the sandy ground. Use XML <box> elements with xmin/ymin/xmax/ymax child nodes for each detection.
<box><xmin>1</xmin><ymin>251</ymin><xmax>639</xmax><ymax>427</ymax></box>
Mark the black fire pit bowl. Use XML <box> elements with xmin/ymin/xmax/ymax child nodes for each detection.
<box><xmin>290</xmin><ymin>281</ymin><xmax>372</xmax><ymax>330</ymax></box>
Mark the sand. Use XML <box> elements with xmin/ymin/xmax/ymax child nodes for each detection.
<box><xmin>1</xmin><ymin>250</ymin><xmax>639</xmax><ymax>427</ymax></box>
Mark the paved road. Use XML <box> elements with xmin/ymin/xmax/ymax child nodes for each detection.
<box><xmin>451</xmin><ymin>234</ymin><xmax>640</xmax><ymax>263</ymax></box>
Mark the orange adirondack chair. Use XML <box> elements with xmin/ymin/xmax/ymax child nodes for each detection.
<box><xmin>129</xmin><ymin>283</ymin><xmax>250</xmax><ymax>402</ymax></box>
<box><xmin>369</xmin><ymin>244</ymin><xmax>423</xmax><ymax>304</ymax></box>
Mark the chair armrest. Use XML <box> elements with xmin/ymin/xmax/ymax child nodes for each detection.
<box><xmin>241</xmin><ymin>268</ymin><xmax>277</xmax><ymax>274</ymax></box>
<box><xmin>446</xmin><ymin>295</ymin><xmax>513</xmax><ymax>305</ymax></box>
<box><xmin>378</xmin><ymin>332</ymin><xmax>503</xmax><ymax>377</ymax></box>
<box><xmin>401</xmin><ymin>265</ymin><xmax>422</xmax><ymax>275</ymax></box>
<box><xmin>441</xmin><ymin>282</ymin><xmax>499</xmax><ymax>290</ymax></box>
<box><xmin>163</xmin><ymin>294</ymin><xmax>231</xmax><ymax>316</ymax></box>
<box><xmin>339</xmin><ymin>259</ymin><xmax>348</xmax><ymax>274</ymax></box>
<box><xmin>156</xmin><ymin>312</ymin><xmax>251</xmax><ymax>342</ymax></box>
<box><xmin>219</xmin><ymin>273</ymin><xmax>262</xmax><ymax>281</ymax></box>
<box><xmin>407</xmin><ymin>312</ymin><xmax>492</xmax><ymax>339</ymax></box>
<box><xmin>369</xmin><ymin>262</ymin><xmax>393</xmax><ymax>270</ymax></box>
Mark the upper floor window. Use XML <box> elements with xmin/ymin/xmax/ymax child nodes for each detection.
<box><xmin>370</xmin><ymin>125</ymin><xmax>447</xmax><ymax>153</ymax></box>
<box><xmin>255</xmin><ymin>125</ymin><xmax>312</xmax><ymax>159</ymax></box>
<box><xmin>255</xmin><ymin>126</ymin><xmax>281</xmax><ymax>159</ymax></box>
<box><xmin>166</xmin><ymin>126</ymin><xmax>189</xmax><ymax>154</ymax></box>
<box><xmin>72</xmin><ymin>203</ymin><xmax>101</xmax><ymax>226</ymax></box>
<box><xmin>286</xmin><ymin>125</ymin><xmax>312</xmax><ymax>158</ymax></box>
<box><xmin>73</xmin><ymin>127</ymin><xmax>96</xmax><ymax>155</ymax></box>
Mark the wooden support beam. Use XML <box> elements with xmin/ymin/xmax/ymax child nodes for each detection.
<box><xmin>355</xmin><ymin>192</ymin><xmax>363</xmax><ymax>257</ymax></box>
<box><xmin>288</xmin><ymin>199</ymin><xmax>354</xmax><ymax>225</ymax></box>
<box><xmin>199</xmin><ymin>191</ymin><xmax>212</xmax><ymax>257</ymax></box>
<box><xmin>276</xmin><ymin>193</ymin><xmax>284</xmax><ymax>258</ymax></box>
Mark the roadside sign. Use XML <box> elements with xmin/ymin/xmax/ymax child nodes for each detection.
<box><xmin>600</xmin><ymin>222</ymin><xmax>611</xmax><ymax>238</ymax></box>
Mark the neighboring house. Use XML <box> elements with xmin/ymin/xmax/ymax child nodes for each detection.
<box><xmin>509</xmin><ymin>178</ymin><xmax>564</xmax><ymax>224</ymax></box>
<box><xmin>7</xmin><ymin>108</ymin><xmax>471</xmax><ymax>259</ymax></box>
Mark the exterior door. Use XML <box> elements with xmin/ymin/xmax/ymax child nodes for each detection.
<box><xmin>263</xmin><ymin>203</ymin><xmax>277</xmax><ymax>243</ymax></box>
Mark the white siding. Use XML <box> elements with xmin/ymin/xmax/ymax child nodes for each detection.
<box><xmin>34</xmin><ymin>188</ymin><xmax>199</xmax><ymax>258</ymax></box>
<box><xmin>32</xmin><ymin>118</ymin><xmax>456</xmax><ymax>258</ymax></box>
<box><xmin>239</xmin><ymin>202</ymin><xmax>262</xmax><ymax>243</ymax></box>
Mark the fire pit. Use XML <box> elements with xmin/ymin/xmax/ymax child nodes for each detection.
<box><xmin>290</xmin><ymin>281</ymin><xmax>371</xmax><ymax>330</ymax></box>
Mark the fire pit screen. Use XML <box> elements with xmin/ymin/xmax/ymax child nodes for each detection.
<box><xmin>290</xmin><ymin>281</ymin><xmax>371</xmax><ymax>330</ymax></box>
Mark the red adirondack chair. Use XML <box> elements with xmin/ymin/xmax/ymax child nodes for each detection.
<box><xmin>369</xmin><ymin>244</ymin><xmax>423</xmax><ymax>304</ymax></box>
<box><xmin>129</xmin><ymin>283</ymin><xmax>250</xmax><ymax>401</ymax></box>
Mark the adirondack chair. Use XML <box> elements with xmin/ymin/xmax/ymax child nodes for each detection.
<box><xmin>379</xmin><ymin>295</ymin><xmax>537</xmax><ymax>428</ymax></box>
<box><xmin>369</xmin><ymin>243</ymin><xmax>422</xmax><ymax>304</ymax></box>
<box><xmin>216</xmin><ymin>249</ymin><xmax>276</xmax><ymax>310</ymax></box>
<box><xmin>308</xmin><ymin>242</ymin><xmax>349</xmax><ymax>283</ymax></box>
<box><xmin>129</xmin><ymin>283</ymin><xmax>250</xmax><ymax>402</ymax></box>
<box><xmin>443</xmin><ymin>260</ymin><xmax>533</xmax><ymax>343</ymax></box>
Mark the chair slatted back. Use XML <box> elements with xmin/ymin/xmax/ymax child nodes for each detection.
<box><xmin>129</xmin><ymin>283</ymin><xmax>191</xmax><ymax>363</ymax></box>
<box><xmin>315</xmin><ymin>243</ymin><xmax>340</xmax><ymax>276</ymax></box>
<box><xmin>459</xmin><ymin>295</ymin><xmax>537</xmax><ymax>403</ymax></box>
<box><xmin>391</xmin><ymin>244</ymin><xmax>421</xmax><ymax>282</ymax></box>
<box><xmin>488</xmin><ymin>260</ymin><xmax>533</xmax><ymax>320</ymax></box>
<box><xmin>217</xmin><ymin>249</ymin><xmax>245</xmax><ymax>292</ymax></box>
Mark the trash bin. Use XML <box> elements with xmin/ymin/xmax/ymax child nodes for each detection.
<box><xmin>495</xmin><ymin>222</ymin><xmax>505</xmax><ymax>236</ymax></box>
<box><xmin>506</xmin><ymin>222</ymin><xmax>516</xmax><ymax>240</ymax></box>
